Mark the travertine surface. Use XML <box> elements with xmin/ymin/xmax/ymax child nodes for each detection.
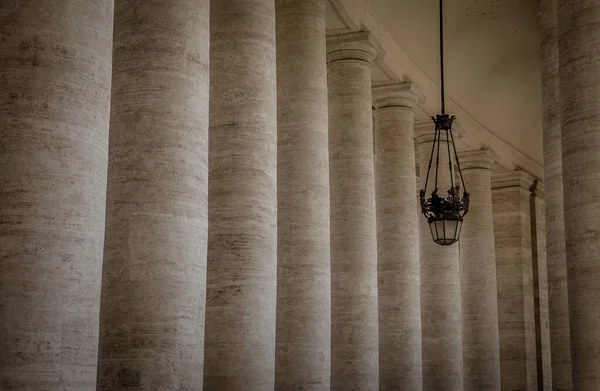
<box><xmin>491</xmin><ymin>171</ymin><xmax>538</xmax><ymax>391</ymax></box>
<box><xmin>97</xmin><ymin>1</ymin><xmax>209</xmax><ymax>389</ymax></box>
<box><xmin>327</xmin><ymin>32</ymin><xmax>379</xmax><ymax>391</ymax></box>
<box><xmin>204</xmin><ymin>1</ymin><xmax>277</xmax><ymax>389</ymax></box>
<box><xmin>275</xmin><ymin>1</ymin><xmax>331</xmax><ymax>390</ymax></box>
<box><xmin>373</xmin><ymin>83</ymin><xmax>422</xmax><ymax>391</ymax></box>
<box><xmin>459</xmin><ymin>150</ymin><xmax>501</xmax><ymax>391</ymax></box>
<box><xmin>557</xmin><ymin>1</ymin><xmax>600</xmax><ymax>388</ymax></box>
<box><xmin>540</xmin><ymin>1</ymin><xmax>572</xmax><ymax>388</ymax></box>
<box><xmin>0</xmin><ymin>1</ymin><xmax>113</xmax><ymax>389</ymax></box>
<box><xmin>530</xmin><ymin>183</ymin><xmax>552</xmax><ymax>390</ymax></box>
<box><xmin>417</xmin><ymin>130</ymin><xmax>463</xmax><ymax>391</ymax></box>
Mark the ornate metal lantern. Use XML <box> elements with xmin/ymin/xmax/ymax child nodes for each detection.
<box><xmin>418</xmin><ymin>0</ymin><xmax>469</xmax><ymax>246</ymax></box>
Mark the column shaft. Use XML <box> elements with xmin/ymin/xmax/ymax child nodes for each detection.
<box><xmin>459</xmin><ymin>151</ymin><xmax>501</xmax><ymax>391</ymax></box>
<box><xmin>204</xmin><ymin>0</ymin><xmax>277</xmax><ymax>389</ymax></box>
<box><xmin>558</xmin><ymin>0</ymin><xmax>600</xmax><ymax>388</ymax></box>
<box><xmin>530</xmin><ymin>184</ymin><xmax>552</xmax><ymax>390</ymax></box>
<box><xmin>417</xmin><ymin>131</ymin><xmax>463</xmax><ymax>391</ymax></box>
<box><xmin>327</xmin><ymin>33</ymin><xmax>379</xmax><ymax>391</ymax></box>
<box><xmin>540</xmin><ymin>1</ymin><xmax>572</xmax><ymax>388</ymax></box>
<box><xmin>97</xmin><ymin>1</ymin><xmax>209</xmax><ymax>389</ymax></box>
<box><xmin>491</xmin><ymin>172</ymin><xmax>538</xmax><ymax>390</ymax></box>
<box><xmin>0</xmin><ymin>1</ymin><xmax>113</xmax><ymax>389</ymax></box>
<box><xmin>275</xmin><ymin>0</ymin><xmax>331</xmax><ymax>389</ymax></box>
<box><xmin>373</xmin><ymin>84</ymin><xmax>421</xmax><ymax>391</ymax></box>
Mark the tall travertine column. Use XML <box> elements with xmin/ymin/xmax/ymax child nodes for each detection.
<box><xmin>327</xmin><ymin>32</ymin><xmax>379</xmax><ymax>391</ymax></box>
<box><xmin>97</xmin><ymin>1</ymin><xmax>209</xmax><ymax>389</ymax></box>
<box><xmin>373</xmin><ymin>83</ymin><xmax>422</xmax><ymax>391</ymax></box>
<box><xmin>459</xmin><ymin>150</ymin><xmax>501</xmax><ymax>391</ymax></box>
<box><xmin>557</xmin><ymin>1</ymin><xmax>600</xmax><ymax>388</ymax></box>
<box><xmin>530</xmin><ymin>182</ymin><xmax>552</xmax><ymax>390</ymax></box>
<box><xmin>540</xmin><ymin>1</ymin><xmax>572</xmax><ymax>388</ymax></box>
<box><xmin>491</xmin><ymin>171</ymin><xmax>538</xmax><ymax>390</ymax></box>
<box><xmin>275</xmin><ymin>1</ymin><xmax>331</xmax><ymax>390</ymax></box>
<box><xmin>416</xmin><ymin>128</ymin><xmax>463</xmax><ymax>391</ymax></box>
<box><xmin>0</xmin><ymin>1</ymin><xmax>113</xmax><ymax>389</ymax></box>
<box><xmin>204</xmin><ymin>1</ymin><xmax>277</xmax><ymax>389</ymax></box>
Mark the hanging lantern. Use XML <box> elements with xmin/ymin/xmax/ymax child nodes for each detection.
<box><xmin>418</xmin><ymin>0</ymin><xmax>470</xmax><ymax>246</ymax></box>
<box><xmin>419</xmin><ymin>115</ymin><xmax>469</xmax><ymax>246</ymax></box>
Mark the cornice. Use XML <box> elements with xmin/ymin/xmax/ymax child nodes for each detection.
<box><xmin>327</xmin><ymin>0</ymin><xmax>543</xmax><ymax>179</ymax></box>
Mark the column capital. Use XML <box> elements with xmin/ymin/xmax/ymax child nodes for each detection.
<box><xmin>491</xmin><ymin>170</ymin><xmax>537</xmax><ymax>190</ymax></box>
<box><xmin>459</xmin><ymin>149</ymin><xmax>496</xmax><ymax>171</ymax></box>
<box><xmin>372</xmin><ymin>82</ymin><xmax>425</xmax><ymax>110</ymax></box>
<box><xmin>327</xmin><ymin>31</ymin><xmax>379</xmax><ymax>64</ymax></box>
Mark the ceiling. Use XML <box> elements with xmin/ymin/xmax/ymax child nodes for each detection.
<box><xmin>326</xmin><ymin>0</ymin><xmax>543</xmax><ymax>171</ymax></box>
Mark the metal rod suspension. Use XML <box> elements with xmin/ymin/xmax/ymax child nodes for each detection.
<box><xmin>423</xmin><ymin>125</ymin><xmax>439</xmax><ymax>195</ymax></box>
<box><xmin>435</xmin><ymin>127</ymin><xmax>442</xmax><ymax>191</ymax></box>
<box><xmin>446</xmin><ymin>129</ymin><xmax>455</xmax><ymax>190</ymax></box>
<box><xmin>439</xmin><ymin>0</ymin><xmax>446</xmax><ymax>115</ymax></box>
<box><xmin>449</xmin><ymin>128</ymin><xmax>467</xmax><ymax>193</ymax></box>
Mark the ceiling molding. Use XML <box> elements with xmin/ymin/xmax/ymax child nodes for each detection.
<box><xmin>326</xmin><ymin>0</ymin><xmax>543</xmax><ymax>179</ymax></box>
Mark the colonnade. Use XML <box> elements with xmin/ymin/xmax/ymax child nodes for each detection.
<box><xmin>0</xmin><ymin>0</ymin><xmax>599</xmax><ymax>390</ymax></box>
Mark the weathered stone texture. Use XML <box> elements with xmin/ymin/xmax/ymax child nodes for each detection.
<box><xmin>96</xmin><ymin>1</ymin><xmax>209</xmax><ymax>389</ymax></box>
<box><xmin>492</xmin><ymin>171</ymin><xmax>538</xmax><ymax>391</ymax></box>
<box><xmin>327</xmin><ymin>32</ymin><xmax>379</xmax><ymax>391</ymax></box>
<box><xmin>417</xmin><ymin>130</ymin><xmax>463</xmax><ymax>391</ymax></box>
<box><xmin>459</xmin><ymin>150</ymin><xmax>501</xmax><ymax>391</ymax></box>
<box><xmin>540</xmin><ymin>1</ymin><xmax>572</xmax><ymax>388</ymax></box>
<box><xmin>373</xmin><ymin>84</ymin><xmax>421</xmax><ymax>391</ymax></box>
<box><xmin>275</xmin><ymin>1</ymin><xmax>331</xmax><ymax>390</ymax></box>
<box><xmin>530</xmin><ymin>183</ymin><xmax>552</xmax><ymax>391</ymax></box>
<box><xmin>0</xmin><ymin>1</ymin><xmax>113</xmax><ymax>389</ymax></box>
<box><xmin>203</xmin><ymin>1</ymin><xmax>278</xmax><ymax>389</ymax></box>
<box><xmin>557</xmin><ymin>0</ymin><xmax>600</xmax><ymax>389</ymax></box>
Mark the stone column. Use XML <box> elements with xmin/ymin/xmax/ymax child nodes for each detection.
<box><xmin>97</xmin><ymin>1</ymin><xmax>209</xmax><ymax>389</ymax></box>
<box><xmin>459</xmin><ymin>150</ymin><xmax>501</xmax><ymax>391</ymax></box>
<box><xmin>557</xmin><ymin>0</ymin><xmax>600</xmax><ymax>388</ymax></box>
<box><xmin>540</xmin><ymin>1</ymin><xmax>572</xmax><ymax>389</ymax></box>
<box><xmin>203</xmin><ymin>1</ymin><xmax>277</xmax><ymax>389</ymax></box>
<box><xmin>416</xmin><ymin>127</ymin><xmax>463</xmax><ymax>391</ymax></box>
<box><xmin>373</xmin><ymin>83</ymin><xmax>422</xmax><ymax>391</ymax></box>
<box><xmin>0</xmin><ymin>2</ymin><xmax>113</xmax><ymax>389</ymax></box>
<box><xmin>327</xmin><ymin>32</ymin><xmax>379</xmax><ymax>391</ymax></box>
<box><xmin>491</xmin><ymin>171</ymin><xmax>538</xmax><ymax>390</ymax></box>
<box><xmin>275</xmin><ymin>1</ymin><xmax>330</xmax><ymax>390</ymax></box>
<box><xmin>530</xmin><ymin>182</ymin><xmax>552</xmax><ymax>390</ymax></box>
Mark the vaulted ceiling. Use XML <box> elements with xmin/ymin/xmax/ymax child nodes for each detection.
<box><xmin>327</xmin><ymin>0</ymin><xmax>543</xmax><ymax>175</ymax></box>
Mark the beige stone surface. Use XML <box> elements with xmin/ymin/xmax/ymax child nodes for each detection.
<box><xmin>275</xmin><ymin>1</ymin><xmax>331</xmax><ymax>390</ymax></box>
<box><xmin>0</xmin><ymin>1</ymin><xmax>113</xmax><ymax>389</ymax></box>
<box><xmin>417</xmin><ymin>130</ymin><xmax>463</xmax><ymax>391</ymax></box>
<box><xmin>530</xmin><ymin>183</ymin><xmax>552</xmax><ymax>390</ymax></box>
<box><xmin>373</xmin><ymin>83</ymin><xmax>421</xmax><ymax>391</ymax></box>
<box><xmin>327</xmin><ymin>32</ymin><xmax>379</xmax><ymax>391</ymax></box>
<box><xmin>557</xmin><ymin>1</ymin><xmax>600</xmax><ymax>388</ymax></box>
<box><xmin>459</xmin><ymin>150</ymin><xmax>501</xmax><ymax>391</ymax></box>
<box><xmin>203</xmin><ymin>1</ymin><xmax>277</xmax><ymax>389</ymax></box>
<box><xmin>97</xmin><ymin>1</ymin><xmax>209</xmax><ymax>389</ymax></box>
<box><xmin>491</xmin><ymin>171</ymin><xmax>538</xmax><ymax>391</ymax></box>
<box><xmin>540</xmin><ymin>1</ymin><xmax>572</xmax><ymax>388</ymax></box>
